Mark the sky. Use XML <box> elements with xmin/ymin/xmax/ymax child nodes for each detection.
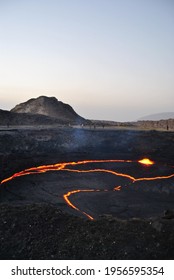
<box><xmin>0</xmin><ymin>0</ymin><xmax>173</xmax><ymax>121</ymax></box>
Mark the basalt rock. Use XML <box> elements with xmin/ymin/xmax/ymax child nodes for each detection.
<box><xmin>11</xmin><ymin>96</ymin><xmax>86</xmax><ymax>124</ymax></box>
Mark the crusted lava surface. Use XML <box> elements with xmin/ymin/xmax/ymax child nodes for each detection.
<box><xmin>0</xmin><ymin>127</ymin><xmax>174</xmax><ymax>259</ymax></box>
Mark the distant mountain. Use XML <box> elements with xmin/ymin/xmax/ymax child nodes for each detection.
<box><xmin>138</xmin><ymin>112</ymin><xmax>174</xmax><ymax>121</ymax></box>
<box><xmin>11</xmin><ymin>96</ymin><xmax>86</xmax><ymax>124</ymax></box>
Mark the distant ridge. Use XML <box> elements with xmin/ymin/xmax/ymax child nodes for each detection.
<box><xmin>138</xmin><ymin>112</ymin><xmax>174</xmax><ymax>121</ymax></box>
<box><xmin>11</xmin><ymin>96</ymin><xmax>86</xmax><ymax>124</ymax></box>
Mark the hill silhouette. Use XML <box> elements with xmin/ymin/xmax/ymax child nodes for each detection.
<box><xmin>138</xmin><ymin>112</ymin><xmax>174</xmax><ymax>121</ymax></box>
<box><xmin>11</xmin><ymin>96</ymin><xmax>85</xmax><ymax>124</ymax></box>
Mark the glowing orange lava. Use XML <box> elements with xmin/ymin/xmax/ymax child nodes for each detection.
<box><xmin>114</xmin><ymin>186</ymin><xmax>122</xmax><ymax>191</ymax></box>
<box><xmin>138</xmin><ymin>158</ymin><xmax>154</xmax><ymax>166</ymax></box>
<box><xmin>63</xmin><ymin>189</ymin><xmax>97</xmax><ymax>220</ymax></box>
<box><xmin>1</xmin><ymin>158</ymin><xmax>174</xmax><ymax>220</ymax></box>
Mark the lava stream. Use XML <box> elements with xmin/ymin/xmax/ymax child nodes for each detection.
<box><xmin>63</xmin><ymin>189</ymin><xmax>100</xmax><ymax>220</ymax></box>
<box><xmin>1</xmin><ymin>158</ymin><xmax>174</xmax><ymax>220</ymax></box>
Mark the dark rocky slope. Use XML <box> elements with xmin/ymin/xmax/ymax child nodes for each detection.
<box><xmin>0</xmin><ymin>204</ymin><xmax>173</xmax><ymax>260</ymax></box>
<box><xmin>0</xmin><ymin>109</ymin><xmax>64</xmax><ymax>126</ymax></box>
<box><xmin>11</xmin><ymin>96</ymin><xmax>85</xmax><ymax>124</ymax></box>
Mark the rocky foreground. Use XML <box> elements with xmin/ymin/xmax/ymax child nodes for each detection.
<box><xmin>0</xmin><ymin>204</ymin><xmax>174</xmax><ymax>260</ymax></box>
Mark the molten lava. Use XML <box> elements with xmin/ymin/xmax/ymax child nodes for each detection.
<box><xmin>138</xmin><ymin>158</ymin><xmax>154</xmax><ymax>166</ymax></box>
<box><xmin>1</xmin><ymin>158</ymin><xmax>174</xmax><ymax>220</ymax></box>
<box><xmin>114</xmin><ymin>186</ymin><xmax>122</xmax><ymax>191</ymax></box>
<box><xmin>63</xmin><ymin>189</ymin><xmax>98</xmax><ymax>220</ymax></box>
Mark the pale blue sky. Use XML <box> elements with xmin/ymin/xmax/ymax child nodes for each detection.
<box><xmin>0</xmin><ymin>0</ymin><xmax>173</xmax><ymax>121</ymax></box>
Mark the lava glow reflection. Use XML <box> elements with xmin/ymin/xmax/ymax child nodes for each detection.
<box><xmin>1</xmin><ymin>158</ymin><xmax>174</xmax><ymax>220</ymax></box>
